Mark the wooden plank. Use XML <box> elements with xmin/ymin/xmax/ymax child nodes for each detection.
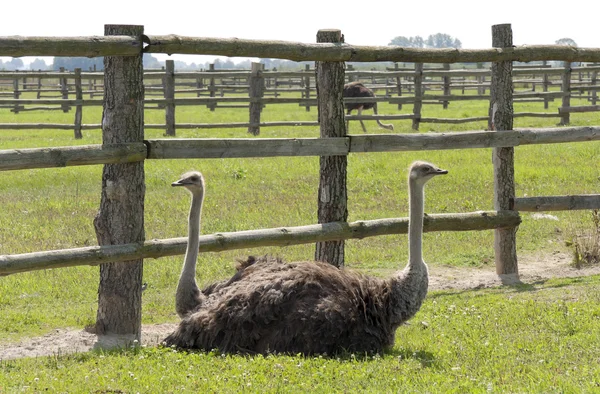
<box><xmin>350</xmin><ymin>127</ymin><xmax>600</xmax><ymax>152</ymax></box>
<box><xmin>0</xmin><ymin>36</ymin><xmax>140</xmax><ymax>57</ymax></box>
<box><xmin>558</xmin><ymin>105</ymin><xmax>600</xmax><ymax>114</ymax></box>
<box><xmin>146</xmin><ymin>138</ymin><xmax>349</xmax><ymax>159</ymax></box>
<box><xmin>512</xmin><ymin>194</ymin><xmax>600</xmax><ymax>211</ymax></box>
<box><xmin>0</xmin><ymin>210</ymin><xmax>521</xmax><ymax>276</ymax></box>
<box><xmin>0</xmin><ymin>143</ymin><xmax>147</xmax><ymax>171</ymax></box>
<box><xmin>144</xmin><ymin>35</ymin><xmax>600</xmax><ymax>63</ymax></box>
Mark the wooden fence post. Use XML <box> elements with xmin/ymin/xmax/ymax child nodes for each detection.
<box><xmin>314</xmin><ymin>29</ymin><xmax>347</xmax><ymax>267</ymax></box>
<box><xmin>412</xmin><ymin>63</ymin><xmax>423</xmax><ymax>131</ymax></box>
<box><xmin>93</xmin><ymin>24</ymin><xmax>145</xmax><ymax>343</ymax></box>
<box><xmin>12</xmin><ymin>72</ymin><xmax>20</xmax><ymax>114</ymax></box>
<box><xmin>543</xmin><ymin>61</ymin><xmax>550</xmax><ymax>109</ymax></box>
<box><xmin>164</xmin><ymin>59</ymin><xmax>176</xmax><ymax>136</ymax></box>
<box><xmin>560</xmin><ymin>61</ymin><xmax>572</xmax><ymax>125</ymax></box>
<box><xmin>60</xmin><ymin>67</ymin><xmax>69</xmax><ymax>113</ymax></box>
<box><xmin>489</xmin><ymin>23</ymin><xmax>518</xmax><ymax>276</ymax></box>
<box><xmin>304</xmin><ymin>64</ymin><xmax>311</xmax><ymax>112</ymax></box>
<box><xmin>248</xmin><ymin>62</ymin><xmax>265</xmax><ymax>136</ymax></box>
<box><xmin>73</xmin><ymin>68</ymin><xmax>83</xmax><ymax>139</ymax></box>
<box><xmin>208</xmin><ymin>63</ymin><xmax>216</xmax><ymax>111</ymax></box>
<box><xmin>443</xmin><ymin>63</ymin><xmax>450</xmax><ymax>109</ymax></box>
<box><xmin>591</xmin><ymin>69</ymin><xmax>598</xmax><ymax>105</ymax></box>
<box><xmin>395</xmin><ymin>62</ymin><xmax>403</xmax><ymax>110</ymax></box>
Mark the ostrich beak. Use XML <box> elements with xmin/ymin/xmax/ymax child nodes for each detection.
<box><xmin>171</xmin><ymin>180</ymin><xmax>187</xmax><ymax>187</ymax></box>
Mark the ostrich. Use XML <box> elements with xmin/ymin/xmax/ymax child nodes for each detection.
<box><xmin>343</xmin><ymin>81</ymin><xmax>395</xmax><ymax>133</ymax></box>
<box><xmin>164</xmin><ymin>161</ymin><xmax>447</xmax><ymax>355</ymax></box>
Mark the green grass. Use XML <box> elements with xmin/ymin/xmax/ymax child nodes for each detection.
<box><xmin>2</xmin><ymin>276</ymin><xmax>600</xmax><ymax>392</ymax></box>
<box><xmin>1</xmin><ymin>88</ymin><xmax>600</xmax><ymax>391</ymax></box>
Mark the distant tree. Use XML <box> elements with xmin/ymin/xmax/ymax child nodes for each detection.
<box><xmin>29</xmin><ymin>58</ymin><xmax>49</xmax><ymax>70</ymax></box>
<box><xmin>555</xmin><ymin>38</ymin><xmax>577</xmax><ymax>47</ymax></box>
<box><xmin>425</xmin><ymin>33</ymin><xmax>462</xmax><ymax>49</ymax></box>
<box><xmin>52</xmin><ymin>57</ymin><xmax>103</xmax><ymax>71</ymax></box>
<box><xmin>143</xmin><ymin>54</ymin><xmax>162</xmax><ymax>69</ymax></box>
<box><xmin>388</xmin><ymin>36</ymin><xmax>424</xmax><ymax>48</ymax></box>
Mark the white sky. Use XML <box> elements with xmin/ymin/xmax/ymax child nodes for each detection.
<box><xmin>1</xmin><ymin>0</ymin><xmax>598</xmax><ymax>65</ymax></box>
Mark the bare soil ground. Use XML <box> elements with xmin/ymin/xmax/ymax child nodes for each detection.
<box><xmin>2</xmin><ymin>251</ymin><xmax>599</xmax><ymax>361</ymax></box>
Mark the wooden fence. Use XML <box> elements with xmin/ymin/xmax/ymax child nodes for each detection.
<box><xmin>1</xmin><ymin>60</ymin><xmax>599</xmax><ymax>137</ymax></box>
<box><xmin>1</xmin><ymin>24</ymin><xmax>600</xmax><ymax>342</ymax></box>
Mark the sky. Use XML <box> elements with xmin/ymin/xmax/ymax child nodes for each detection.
<box><xmin>1</xmin><ymin>0</ymin><xmax>598</xmax><ymax>65</ymax></box>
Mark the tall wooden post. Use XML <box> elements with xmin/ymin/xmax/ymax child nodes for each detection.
<box><xmin>164</xmin><ymin>59</ymin><xmax>176</xmax><ymax>136</ymax></box>
<box><xmin>489</xmin><ymin>24</ymin><xmax>518</xmax><ymax>275</ymax></box>
<box><xmin>560</xmin><ymin>61</ymin><xmax>572</xmax><ymax>125</ymax></box>
<box><xmin>314</xmin><ymin>29</ymin><xmax>347</xmax><ymax>267</ymax></box>
<box><xmin>442</xmin><ymin>63</ymin><xmax>451</xmax><ymax>109</ymax></box>
<box><xmin>304</xmin><ymin>64</ymin><xmax>311</xmax><ymax>112</ymax></box>
<box><xmin>93</xmin><ymin>24</ymin><xmax>145</xmax><ymax>343</ymax></box>
<box><xmin>412</xmin><ymin>63</ymin><xmax>423</xmax><ymax>131</ymax></box>
<box><xmin>395</xmin><ymin>63</ymin><xmax>403</xmax><ymax>110</ymax></box>
<box><xmin>73</xmin><ymin>68</ymin><xmax>83</xmax><ymax>139</ymax></box>
<box><xmin>60</xmin><ymin>67</ymin><xmax>69</xmax><ymax>113</ymax></box>
<box><xmin>248</xmin><ymin>62</ymin><xmax>265</xmax><ymax>136</ymax></box>
<box><xmin>208</xmin><ymin>63</ymin><xmax>216</xmax><ymax>111</ymax></box>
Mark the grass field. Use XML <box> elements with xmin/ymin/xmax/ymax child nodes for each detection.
<box><xmin>1</xmin><ymin>86</ymin><xmax>600</xmax><ymax>391</ymax></box>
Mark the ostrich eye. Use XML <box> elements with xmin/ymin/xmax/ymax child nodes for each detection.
<box><xmin>190</xmin><ymin>176</ymin><xmax>199</xmax><ymax>181</ymax></box>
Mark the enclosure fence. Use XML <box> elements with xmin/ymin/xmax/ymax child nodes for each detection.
<box><xmin>1</xmin><ymin>25</ymin><xmax>600</xmax><ymax>340</ymax></box>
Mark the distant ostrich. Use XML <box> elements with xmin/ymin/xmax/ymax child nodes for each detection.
<box><xmin>163</xmin><ymin>161</ymin><xmax>447</xmax><ymax>355</ymax></box>
<box><xmin>343</xmin><ymin>81</ymin><xmax>394</xmax><ymax>133</ymax></box>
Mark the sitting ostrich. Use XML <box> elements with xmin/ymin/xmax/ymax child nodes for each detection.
<box><xmin>343</xmin><ymin>81</ymin><xmax>395</xmax><ymax>133</ymax></box>
<box><xmin>163</xmin><ymin>161</ymin><xmax>447</xmax><ymax>355</ymax></box>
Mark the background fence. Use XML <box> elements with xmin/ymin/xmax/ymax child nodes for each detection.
<box><xmin>1</xmin><ymin>24</ymin><xmax>600</xmax><ymax>341</ymax></box>
<box><xmin>1</xmin><ymin>61</ymin><xmax>599</xmax><ymax>137</ymax></box>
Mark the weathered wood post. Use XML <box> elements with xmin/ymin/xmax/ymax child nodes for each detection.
<box><xmin>560</xmin><ymin>61</ymin><xmax>572</xmax><ymax>125</ymax></box>
<box><xmin>412</xmin><ymin>63</ymin><xmax>423</xmax><ymax>131</ymax></box>
<box><xmin>314</xmin><ymin>29</ymin><xmax>347</xmax><ymax>267</ymax></box>
<box><xmin>73</xmin><ymin>68</ymin><xmax>83</xmax><ymax>139</ymax></box>
<box><xmin>248</xmin><ymin>62</ymin><xmax>265</xmax><ymax>136</ymax></box>
<box><xmin>442</xmin><ymin>63</ymin><xmax>451</xmax><ymax>109</ymax></box>
<box><xmin>164</xmin><ymin>59</ymin><xmax>176</xmax><ymax>136</ymax></box>
<box><xmin>208</xmin><ymin>63</ymin><xmax>216</xmax><ymax>111</ymax></box>
<box><xmin>304</xmin><ymin>64</ymin><xmax>311</xmax><ymax>112</ymax></box>
<box><xmin>93</xmin><ymin>24</ymin><xmax>145</xmax><ymax>343</ymax></box>
<box><xmin>591</xmin><ymin>68</ymin><xmax>598</xmax><ymax>105</ymax></box>
<box><xmin>60</xmin><ymin>67</ymin><xmax>69</xmax><ymax>113</ymax></box>
<box><xmin>542</xmin><ymin>61</ymin><xmax>550</xmax><ymax>109</ymax></box>
<box><xmin>489</xmin><ymin>23</ymin><xmax>518</xmax><ymax>276</ymax></box>
<box><xmin>36</xmin><ymin>74</ymin><xmax>42</xmax><ymax>99</ymax></box>
<box><xmin>395</xmin><ymin>62</ymin><xmax>403</xmax><ymax>110</ymax></box>
<box><xmin>12</xmin><ymin>73</ymin><xmax>20</xmax><ymax>114</ymax></box>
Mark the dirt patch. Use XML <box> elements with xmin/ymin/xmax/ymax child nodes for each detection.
<box><xmin>2</xmin><ymin>251</ymin><xmax>599</xmax><ymax>361</ymax></box>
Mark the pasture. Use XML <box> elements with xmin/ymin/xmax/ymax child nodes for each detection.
<box><xmin>1</xmin><ymin>89</ymin><xmax>600</xmax><ymax>391</ymax></box>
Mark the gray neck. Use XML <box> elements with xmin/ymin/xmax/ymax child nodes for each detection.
<box><xmin>176</xmin><ymin>190</ymin><xmax>203</xmax><ymax>315</ymax></box>
<box><xmin>407</xmin><ymin>178</ymin><xmax>425</xmax><ymax>270</ymax></box>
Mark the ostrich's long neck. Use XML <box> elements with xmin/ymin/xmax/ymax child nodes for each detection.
<box><xmin>176</xmin><ymin>191</ymin><xmax>204</xmax><ymax>317</ymax></box>
<box><xmin>408</xmin><ymin>178</ymin><xmax>425</xmax><ymax>270</ymax></box>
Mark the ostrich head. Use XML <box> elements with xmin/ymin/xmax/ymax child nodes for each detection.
<box><xmin>409</xmin><ymin>161</ymin><xmax>448</xmax><ymax>186</ymax></box>
<box><xmin>172</xmin><ymin>171</ymin><xmax>205</xmax><ymax>195</ymax></box>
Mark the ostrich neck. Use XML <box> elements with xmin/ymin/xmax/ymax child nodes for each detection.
<box><xmin>178</xmin><ymin>192</ymin><xmax>203</xmax><ymax>298</ymax></box>
<box><xmin>408</xmin><ymin>178</ymin><xmax>425</xmax><ymax>270</ymax></box>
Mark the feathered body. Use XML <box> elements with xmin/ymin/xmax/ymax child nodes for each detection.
<box><xmin>343</xmin><ymin>81</ymin><xmax>394</xmax><ymax>132</ymax></box>
<box><xmin>164</xmin><ymin>161</ymin><xmax>447</xmax><ymax>355</ymax></box>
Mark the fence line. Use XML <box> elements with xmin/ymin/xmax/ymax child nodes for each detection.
<box><xmin>0</xmin><ymin>211</ymin><xmax>521</xmax><ymax>276</ymax></box>
<box><xmin>2</xmin><ymin>126</ymin><xmax>598</xmax><ymax>171</ymax></box>
<box><xmin>1</xmin><ymin>62</ymin><xmax>598</xmax><ymax>135</ymax></box>
<box><xmin>2</xmin><ymin>24</ymin><xmax>600</xmax><ymax>340</ymax></box>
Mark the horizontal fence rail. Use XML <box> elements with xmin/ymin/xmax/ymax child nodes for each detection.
<box><xmin>512</xmin><ymin>194</ymin><xmax>600</xmax><ymax>211</ymax></box>
<box><xmin>1</xmin><ymin>35</ymin><xmax>600</xmax><ymax>63</ymax></box>
<box><xmin>2</xmin><ymin>127</ymin><xmax>598</xmax><ymax>171</ymax></box>
<box><xmin>0</xmin><ymin>210</ymin><xmax>521</xmax><ymax>276</ymax></box>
